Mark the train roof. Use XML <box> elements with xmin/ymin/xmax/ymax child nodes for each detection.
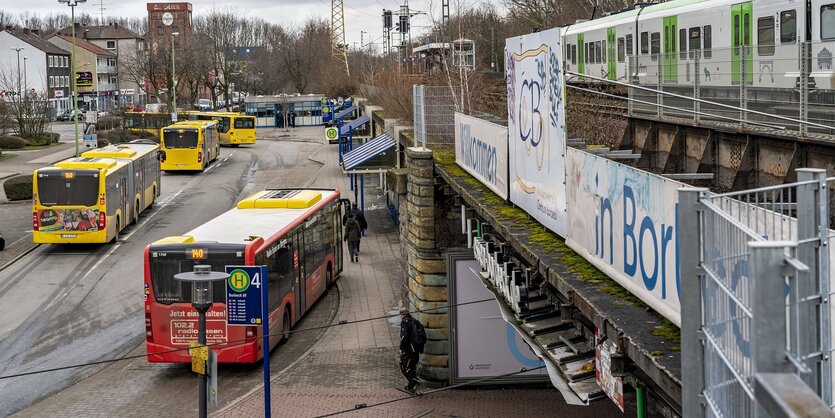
<box><xmin>154</xmin><ymin>189</ymin><xmax>341</xmax><ymax>246</ymax></box>
<box><xmin>564</xmin><ymin>0</ymin><xmax>722</xmax><ymax>34</ymax></box>
<box><xmin>81</xmin><ymin>143</ymin><xmax>159</xmax><ymax>160</ymax></box>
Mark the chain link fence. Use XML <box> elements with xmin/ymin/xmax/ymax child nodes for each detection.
<box><xmin>412</xmin><ymin>84</ymin><xmax>459</xmax><ymax>147</ymax></box>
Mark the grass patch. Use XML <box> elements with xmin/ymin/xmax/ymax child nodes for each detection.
<box><xmin>0</xmin><ymin>153</ymin><xmax>16</xmax><ymax>162</ymax></box>
<box><xmin>21</xmin><ymin>142</ymin><xmax>60</xmax><ymax>151</ymax></box>
<box><xmin>433</xmin><ymin>146</ymin><xmax>683</xmax><ymax>347</ymax></box>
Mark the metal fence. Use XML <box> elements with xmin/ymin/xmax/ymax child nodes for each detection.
<box><xmin>626</xmin><ymin>42</ymin><xmax>835</xmax><ymax>137</ymax></box>
<box><xmin>412</xmin><ymin>84</ymin><xmax>459</xmax><ymax>147</ymax></box>
<box><xmin>680</xmin><ymin>169</ymin><xmax>834</xmax><ymax>417</ymax></box>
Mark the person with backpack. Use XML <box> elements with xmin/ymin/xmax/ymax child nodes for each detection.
<box><xmin>344</xmin><ymin>214</ymin><xmax>361</xmax><ymax>263</ymax></box>
<box><xmin>399</xmin><ymin>307</ymin><xmax>426</xmax><ymax>393</ymax></box>
<box><xmin>342</xmin><ymin>202</ymin><xmax>368</xmax><ymax>252</ymax></box>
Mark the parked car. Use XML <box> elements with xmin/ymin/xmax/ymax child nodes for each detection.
<box><xmin>97</xmin><ymin>110</ymin><xmax>110</xmax><ymax>117</ymax></box>
<box><xmin>194</xmin><ymin>99</ymin><xmax>212</xmax><ymax>111</ymax></box>
<box><xmin>57</xmin><ymin>109</ymin><xmax>82</xmax><ymax>122</ymax></box>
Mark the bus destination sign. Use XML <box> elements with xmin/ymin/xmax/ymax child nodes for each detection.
<box><xmin>225</xmin><ymin>265</ymin><xmax>267</xmax><ymax>326</ymax></box>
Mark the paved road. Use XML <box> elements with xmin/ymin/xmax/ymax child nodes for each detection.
<box><xmin>0</xmin><ymin>128</ymin><xmax>330</xmax><ymax>417</ymax></box>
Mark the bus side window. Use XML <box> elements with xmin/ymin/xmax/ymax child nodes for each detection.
<box><xmin>273</xmin><ymin>247</ymin><xmax>294</xmax><ymax>309</ymax></box>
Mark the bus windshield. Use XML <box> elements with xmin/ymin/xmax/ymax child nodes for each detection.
<box><xmin>234</xmin><ymin>118</ymin><xmax>254</xmax><ymax>129</ymax></box>
<box><xmin>163</xmin><ymin>130</ymin><xmax>199</xmax><ymax>148</ymax></box>
<box><xmin>37</xmin><ymin>171</ymin><xmax>99</xmax><ymax>206</ymax></box>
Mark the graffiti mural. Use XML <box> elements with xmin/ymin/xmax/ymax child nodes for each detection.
<box><xmin>506</xmin><ymin>28</ymin><xmax>568</xmax><ymax>236</ymax></box>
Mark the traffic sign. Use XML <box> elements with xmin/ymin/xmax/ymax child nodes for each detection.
<box><xmin>82</xmin><ymin>134</ymin><xmax>97</xmax><ymax>150</ymax></box>
<box><xmin>325</xmin><ymin>127</ymin><xmax>339</xmax><ymax>141</ymax></box>
<box><xmin>225</xmin><ymin>265</ymin><xmax>267</xmax><ymax>326</ymax></box>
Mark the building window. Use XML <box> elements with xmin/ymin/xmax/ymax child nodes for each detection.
<box><xmin>48</xmin><ymin>56</ymin><xmax>53</xmax><ymax>67</ymax></box>
<box><xmin>109</xmin><ymin>75</ymin><xmax>118</xmax><ymax>84</ymax></box>
<box><xmin>640</xmin><ymin>32</ymin><xmax>649</xmax><ymax>55</ymax></box>
<box><xmin>822</xmin><ymin>4</ymin><xmax>835</xmax><ymax>40</ymax></box>
<box><xmin>107</xmin><ymin>57</ymin><xmax>116</xmax><ymax>66</ymax></box>
<box><xmin>704</xmin><ymin>26</ymin><xmax>712</xmax><ymax>59</ymax></box>
<box><xmin>65</xmin><ymin>76</ymin><xmax>70</xmax><ymax>87</ymax></box>
<box><xmin>64</xmin><ymin>56</ymin><xmax>69</xmax><ymax>67</ymax></box>
<box><xmin>106</xmin><ymin>40</ymin><xmax>116</xmax><ymax>49</ymax></box>
<box><xmin>758</xmin><ymin>16</ymin><xmax>775</xmax><ymax>56</ymax></box>
<box><xmin>689</xmin><ymin>27</ymin><xmax>701</xmax><ymax>59</ymax></box>
<box><xmin>48</xmin><ymin>76</ymin><xmax>53</xmax><ymax>87</ymax></box>
<box><xmin>157</xmin><ymin>26</ymin><xmax>164</xmax><ymax>36</ymax></box>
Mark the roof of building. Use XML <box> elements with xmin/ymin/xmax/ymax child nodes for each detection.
<box><xmin>2</xmin><ymin>28</ymin><xmax>70</xmax><ymax>55</ymax></box>
<box><xmin>55</xmin><ymin>23</ymin><xmax>143</xmax><ymax>40</ymax></box>
<box><xmin>49</xmin><ymin>34</ymin><xmax>116</xmax><ymax>56</ymax></box>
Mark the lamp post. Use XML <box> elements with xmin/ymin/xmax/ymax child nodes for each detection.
<box><xmin>58</xmin><ymin>0</ymin><xmax>87</xmax><ymax>157</ymax></box>
<box><xmin>171</xmin><ymin>31</ymin><xmax>179</xmax><ymax>121</ymax></box>
<box><xmin>173</xmin><ymin>265</ymin><xmax>229</xmax><ymax>418</ymax></box>
<box><xmin>11</xmin><ymin>48</ymin><xmax>23</xmax><ymax>98</ymax></box>
<box><xmin>23</xmin><ymin>57</ymin><xmax>28</xmax><ymax>96</ymax></box>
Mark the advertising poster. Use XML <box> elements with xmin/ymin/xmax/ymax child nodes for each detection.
<box><xmin>449</xmin><ymin>256</ymin><xmax>548</xmax><ymax>383</ymax></box>
<box><xmin>37</xmin><ymin>208</ymin><xmax>101</xmax><ymax>232</ymax></box>
<box><xmin>454</xmin><ymin>112</ymin><xmax>509</xmax><ymax>200</ymax></box>
<box><xmin>506</xmin><ymin>27</ymin><xmax>568</xmax><ymax>236</ymax></box>
<box><xmin>76</xmin><ymin>72</ymin><xmax>93</xmax><ymax>87</ymax></box>
<box><xmin>565</xmin><ymin>148</ymin><xmax>683</xmax><ymax>326</ymax></box>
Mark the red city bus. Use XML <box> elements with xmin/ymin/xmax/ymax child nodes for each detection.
<box><xmin>144</xmin><ymin>188</ymin><xmax>344</xmax><ymax>363</ymax></box>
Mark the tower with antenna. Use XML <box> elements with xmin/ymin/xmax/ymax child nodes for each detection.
<box><xmin>331</xmin><ymin>0</ymin><xmax>350</xmax><ymax>76</ymax></box>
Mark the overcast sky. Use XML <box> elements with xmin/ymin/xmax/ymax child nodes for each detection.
<box><xmin>3</xmin><ymin>0</ymin><xmax>437</xmax><ymax>49</ymax></box>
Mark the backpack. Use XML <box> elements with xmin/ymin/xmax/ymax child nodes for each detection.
<box><xmin>410</xmin><ymin>317</ymin><xmax>427</xmax><ymax>354</ymax></box>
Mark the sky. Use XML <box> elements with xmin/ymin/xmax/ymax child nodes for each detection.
<box><xmin>2</xmin><ymin>0</ymin><xmax>438</xmax><ymax>49</ymax></box>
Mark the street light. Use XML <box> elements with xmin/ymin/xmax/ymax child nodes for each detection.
<box><xmin>58</xmin><ymin>0</ymin><xmax>87</xmax><ymax>158</ymax></box>
<box><xmin>171</xmin><ymin>31</ymin><xmax>180</xmax><ymax>121</ymax></box>
<box><xmin>173</xmin><ymin>265</ymin><xmax>229</xmax><ymax>418</ymax></box>
<box><xmin>23</xmin><ymin>57</ymin><xmax>27</xmax><ymax>96</ymax></box>
<box><xmin>11</xmin><ymin>48</ymin><xmax>23</xmax><ymax>98</ymax></box>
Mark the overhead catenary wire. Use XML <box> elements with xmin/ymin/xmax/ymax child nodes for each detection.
<box><xmin>313</xmin><ymin>365</ymin><xmax>549</xmax><ymax>418</ymax></box>
<box><xmin>0</xmin><ymin>297</ymin><xmax>499</xmax><ymax>381</ymax></box>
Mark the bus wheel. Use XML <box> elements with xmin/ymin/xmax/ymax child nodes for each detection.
<box><xmin>131</xmin><ymin>201</ymin><xmax>139</xmax><ymax>225</ymax></box>
<box><xmin>280</xmin><ymin>308</ymin><xmax>290</xmax><ymax>343</ymax></box>
<box><xmin>111</xmin><ymin>216</ymin><xmax>120</xmax><ymax>243</ymax></box>
<box><xmin>326</xmin><ymin>267</ymin><xmax>333</xmax><ymax>287</ymax></box>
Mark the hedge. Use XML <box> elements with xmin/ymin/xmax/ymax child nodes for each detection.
<box><xmin>0</xmin><ymin>135</ymin><xmax>26</xmax><ymax>149</ymax></box>
<box><xmin>97</xmin><ymin>116</ymin><xmax>122</xmax><ymax>130</ymax></box>
<box><xmin>3</xmin><ymin>174</ymin><xmax>33</xmax><ymax>201</ymax></box>
<box><xmin>24</xmin><ymin>132</ymin><xmax>59</xmax><ymax>147</ymax></box>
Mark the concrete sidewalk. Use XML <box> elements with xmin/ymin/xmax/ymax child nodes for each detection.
<box><xmin>213</xmin><ymin>128</ymin><xmax>622</xmax><ymax>417</ymax></box>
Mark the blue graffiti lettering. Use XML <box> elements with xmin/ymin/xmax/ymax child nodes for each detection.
<box><xmin>639</xmin><ymin>217</ymin><xmax>659</xmax><ymax>290</ymax></box>
<box><xmin>518</xmin><ymin>79</ymin><xmax>543</xmax><ymax>147</ymax></box>
<box><xmin>596</xmin><ymin>193</ymin><xmax>614</xmax><ymax>265</ymax></box>
<box><xmin>623</xmin><ymin>186</ymin><xmax>637</xmax><ymax>276</ymax></box>
<box><xmin>548</xmin><ymin>51</ymin><xmax>563</xmax><ymax>130</ymax></box>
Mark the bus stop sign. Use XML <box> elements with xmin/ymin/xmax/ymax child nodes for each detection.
<box><xmin>225</xmin><ymin>265</ymin><xmax>267</xmax><ymax>326</ymax></box>
<box><xmin>325</xmin><ymin>127</ymin><xmax>339</xmax><ymax>141</ymax></box>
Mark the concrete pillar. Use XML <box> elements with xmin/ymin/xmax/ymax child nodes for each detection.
<box><xmin>402</xmin><ymin>146</ymin><xmax>449</xmax><ymax>385</ymax></box>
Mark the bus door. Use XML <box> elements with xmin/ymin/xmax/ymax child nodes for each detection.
<box><xmin>126</xmin><ymin>161</ymin><xmax>136</xmax><ymax>221</ymax></box>
<box><xmin>119</xmin><ymin>175</ymin><xmax>127</xmax><ymax>229</ymax></box>
<box><xmin>333</xmin><ymin>208</ymin><xmax>343</xmax><ymax>273</ymax></box>
<box><xmin>731</xmin><ymin>2</ymin><xmax>753</xmax><ymax>84</ymax></box>
<box><xmin>295</xmin><ymin>230</ymin><xmax>306</xmax><ymax>318</ymax></box>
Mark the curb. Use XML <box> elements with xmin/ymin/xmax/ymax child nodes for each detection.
<box><xmin>0</xmin><ymin>242</ymin><xmax>39</xmax><ymax>273</ymax></box>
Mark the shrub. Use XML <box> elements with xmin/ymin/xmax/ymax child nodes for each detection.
<box><xmin>0</xmin><ymin>135</ymin><xmax>26</xmax><ymax>149</ymax></box>
<box><xmin>97</xmin><ymin>116</ymin><xmax>122</xmax><ymax>130</ymax></box>
<box><xmin>3</xmin><ymin>174</ymin><xmax>33</xmax><ymax>201</ymax></box>
<box><xmin>24</xmin><ymin>136</ymin><xmax>53</xmax><ymax>147</ymax></box>
<box><xmin>97</xmin><ymin>137</ymin><xmax>110</xmax><ymax>148</ymax></box>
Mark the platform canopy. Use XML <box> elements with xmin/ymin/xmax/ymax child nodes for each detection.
<box><xmin>342</xmin><ymin>133</ymin><xmax>397</xmax><ymax>173</ymax></box>
<box><xmin>334</xmin><ymin>105</ymin><xmax>357</xmax><ymax>120</ymax></box>
<box><xmin>339</xmin><ymin>114</ymin><xmax>370</xmax><ymax>136</ymax></box>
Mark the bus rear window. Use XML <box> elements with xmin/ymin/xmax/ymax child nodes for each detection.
<box><xmin>234</xmin><ymin>118</ymin><xmax>254</xmax><ymax>129</ymax></box>
<box><xmin>37</xmin><ymin>171</ymin><xmax>99</xmax><ymax>206</ymax></box>
<box><xmin>150</xmin><ymin>254</ymin><xmax>243</xmax><ymax>304</ymax></box>
<box><xmin>163</xmin><ymin>130</ymin><xmax>199</xmax><ymax>148</ymax></box>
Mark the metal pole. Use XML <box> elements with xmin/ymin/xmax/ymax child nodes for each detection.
<box><xmin>678</xmin><ymin>187</ymin><xmax>709</xmax><ymax>418</ymax></box>
<box><xmin>750</xmin><ymin>241</ymin><xmax>794</xmax><ymax>418</ymax></box>
<box><xmin>800</xmin><ymin>42</ymin><xmax>809</xmax><ymax>137</ymax></box>
<box><xmin>23</xmin><ymin>57</ymin><xmax>27</xmax><ymax>97</ymax></box>
<box><xmin>637</xmin><ymin>385</ymin><xmax>646</xmax><ymax>418</ymax></box>
<box><xmin>71</xmin><ymin>6</ymin><xmax>80</xmax><ymax>157</ymax></box>
<box><xmin>171</xmin><ymin>33</ymin><xmax>177</xmax><ymax>119</ymax></box>
<box><xmin>12</xmin><ymin>48</ymin><xmax>22</xmax><ymax>98</ymax></box>
<box><xmin>740</xmin><ymin>46</ymin><xmax>747</xmax><ymax>130</ymax></box>
<box><xmin>197</xmin><ymin>308</ymin><xmax>208</xmax><ymax>418</ymax></box>
<box><xmin>694</xmin><ymin>53</ymin><xmax>700</xmax><ymax>124</ymax></box>
<box><xmin>261</xmin><ymin>265</ymin><xmax>271</xmax><ymax>418</ymax></box>
<box><xmin>656</xmin><ymin>54</ymin><xmax>663</xmax><ymax>118</ymax></box>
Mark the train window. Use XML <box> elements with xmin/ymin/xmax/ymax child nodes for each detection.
<box><xmin>585</xmin><ymin>43</ymin><xmax>590</xmax><ymax>63</ymax></box>
<box><xmin>617</xmin><ymin>37</ymin><xmax>625</xmax><ymax>62</ymax></box>
<box><xmin>757</xmin><ymin>16</ymin><xmax>775</xmax><ymax>55</ymax></box>
<box><xmin>650</xmin><ymin>32</ymin><xmax>660</xmax><ymax>60</ymax></box>
<box><xmin>780</xmin><ymin>10</ymin><xmax>797</xmax><ymax>43</ymax></box>
<box><xmin>626</xmin><ymin>34</ymin><xmax>633</xmax><ymax>56</ymax></box>
<box><xmin>596</xmin><ymin>41</ymin><xmax>602</xmax><ymax>63</ymax></box>
<box><xmin>823</xmin><ymin>4</ymin><xmax>835</xmax><ymax>40</ymax></box>
<box><xmin>602</xmin><ymin>40</ymin><xmax>607</xmax><ymax>63</ymax></box>
<box><xmin>641</xmin><ymin>32</ymin><xmax>649</xmax><ymax>54</ymax></box>
<box><xmin>689</xmin><ymin>27</ymin><xmax>701</xmax><ymax>59</ymax></box>
<box><xmin>704</xmin><ymin>25</ymin><xmax>712</xmax><ymax>58</ymax></box>
<box><xmin>734</xmin><ymin>15</ymin><xmax>740</xmax><ymax>46</ymax></box>
<box><xmin>680</xmin><ymin>28</ymin><xmax>687</xmax><ymax>59</ymax></box>
<box><xmin>744</xmin><ymin>13</ymin><xmax>751</xmax><ymax>45</ymax></box>
<box><xmin>571</xmin><ymin>45</ymin><xmax>577</xmax><ymax>64</ymax></box>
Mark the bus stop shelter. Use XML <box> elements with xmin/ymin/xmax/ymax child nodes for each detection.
<box><xmin>341</xmin><ymin>132</ymin><xmax>398</xmax><ymax>210</ymax></box>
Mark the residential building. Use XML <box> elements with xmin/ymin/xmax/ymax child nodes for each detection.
<box><xmin>49</xmin><ymin>34</ymin><xmax>117</xmax><ymax>111</ymax></box>
<box><xmin>56</xmin><ymin>23</ymin><xmax>146</xmax><ymax>106</ymax></box>
<box><xmin>0</xmin><ymin>28</ymin><xmax>71</xmax><ymax>116</ymax></box>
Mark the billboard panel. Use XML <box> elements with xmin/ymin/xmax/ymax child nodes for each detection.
<box><xmin>448</xmin><ymin>254</ymin><xmax>548</xmax><ymax>383</ymax></box>
<box><xmin>454</xmin><ymin>113</ymin><xmax>509</xmax><ymax>200</ymax></box>
<box><xmin>506</xmin><ymin>28</ymin><xmax>568</xmax><ymax>236</ymax></box>
<box><xmin>566</xmin><ymin>148</ymin><xmax>683</xmax><ymax>325</ymax></box>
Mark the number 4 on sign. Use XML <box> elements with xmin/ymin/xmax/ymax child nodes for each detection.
<box><xmin>251</xmin><ymin>272</ymin><xmax>261</xmax><ymax>288</ymax></box>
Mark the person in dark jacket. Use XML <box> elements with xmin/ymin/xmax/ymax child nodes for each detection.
<box><xmin>344</xmin><ymin>214</ymin><xmax>361</xmax><ymax>262</ymax></box>
<box><xmin>342</xmin><ymin>202</ymin><xmax>368</xmax><ymax>252</ymax></box>
<box><xmin>399</xmin><ymin>307</ymin><xmax>421</xmax><ymax>392</ymax></box>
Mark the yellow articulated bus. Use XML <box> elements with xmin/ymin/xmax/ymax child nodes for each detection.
<box><xmin>159</xmin><ymin>120</ymin><xmax>220</xmax><ymax>171</ymax></box>
<box><xmin>189</xmin><ymin>112</ymin><xmax>256</xmax><ymax>146</ymax></box>
<box><xmin>32</xmin><ymin>143</ymin><xmax>161</xmax><ymax>244</ymax></box>
<box><xmin>124</xmin><ymin>112</ymin><xmax>173</xmax><ymax>136</ymax></box>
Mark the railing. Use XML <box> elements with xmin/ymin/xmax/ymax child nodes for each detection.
<box><xmin>620</xmin><ymin>42</ymin><xmax>835</xmax><ymax>137</ymax></box>
<box><xmin>680</xmin><ymin>169</ymin><xmax>833</xmax><ymax>417</ymax></box>
<box><xmin>96</xmin><ymin>65</ymin><xmax>117</xmax><ymax>74</ymax></box>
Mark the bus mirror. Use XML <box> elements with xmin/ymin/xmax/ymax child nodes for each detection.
<box><xmin>157</xmin><ymin>150</ymin><xmax>166</xmax><ymax>162</ymax></box>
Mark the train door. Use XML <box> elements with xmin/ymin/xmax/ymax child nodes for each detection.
<box><xmin>607</xmin><ymin>28</ymin><xmax>617</xmax><ymax>80</ymax></box>
<box><xmin>295</xmin><ymin>230</ymin><xmax>306</xmax><ymax>318</ymax></box>
<box><xmin>663</xmin><ymin>16</ymin><xmax>679</xmax><ymax>82</ymax></box>
<box><xmin>732</xmin><ymin>2</ymin><xmax>754</xmax><ymax>84</ymax></box>
<box><xmin>577</xmin><ymin>34</ymin><xmax>585</xmax><ymax>75</ymax></box>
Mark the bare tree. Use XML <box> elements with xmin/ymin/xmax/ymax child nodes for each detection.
<box><xmin>0</xmin><ymin>66</ymin><xmax>53</xmax><ymax>140</ymax></box>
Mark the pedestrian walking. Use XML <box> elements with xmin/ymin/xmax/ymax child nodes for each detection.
<box><xmin>342</xmin><ymin>202</ymin><xmax>368</xmax><ymax>252</ymax></box>
<box><xmin>399</xmin><ymin>307</ymin><xmax>427</xmax><ymax>393</ymax></box>
<box><xmin>344</xmin><ymin>214</ymin><xmax>361</xmax><ymax>262</ymax></box>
